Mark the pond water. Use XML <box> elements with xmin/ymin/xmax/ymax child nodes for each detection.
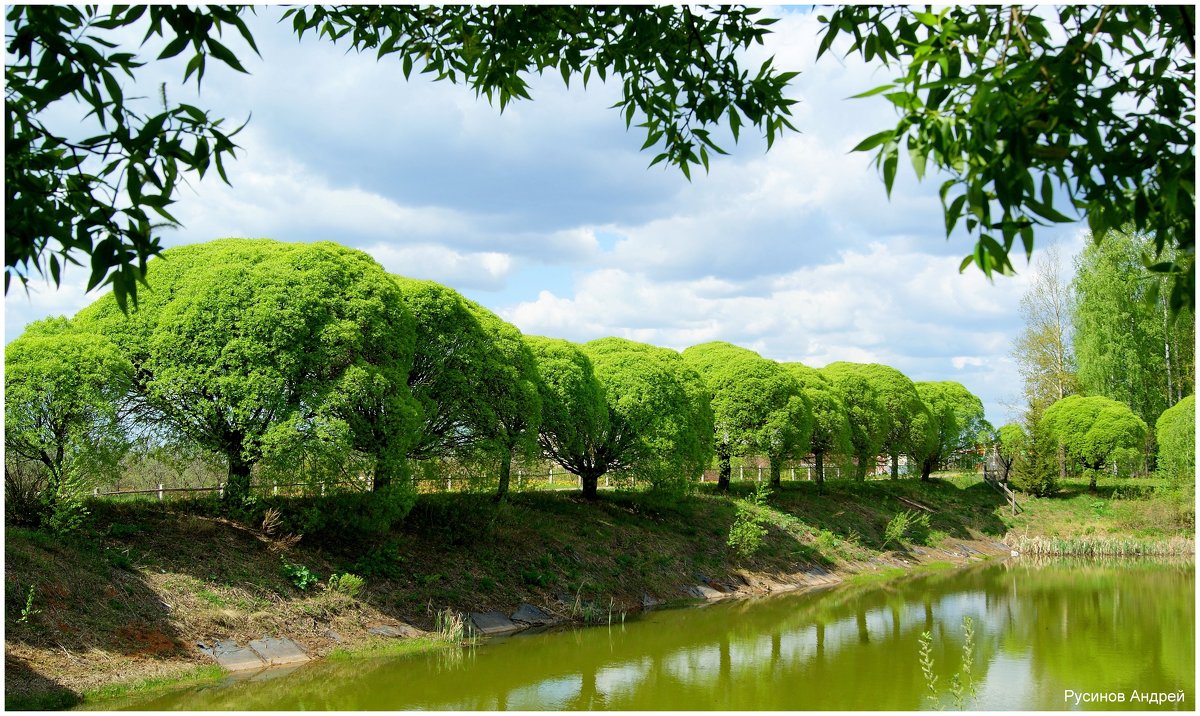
<box><xmin>100</xmin><ymin>559</ymin><xmax>1193</xmax><ymax>710</ymax></box>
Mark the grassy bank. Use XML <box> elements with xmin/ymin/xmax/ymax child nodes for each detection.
<box><xmin>5</xmin><ymin>473</ymin><xmax>1192</xmax><ymax>709</ymax></box>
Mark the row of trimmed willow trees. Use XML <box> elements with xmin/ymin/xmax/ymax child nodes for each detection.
<box><xmin>6</xmin><ymin>239</ymin><xmax>990</xmax><ymax>517</ymax></box>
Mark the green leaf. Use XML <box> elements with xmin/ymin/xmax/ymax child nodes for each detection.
<box><xmin>908</xmin><ymin>136</ymin><xmax>928</xmax><ymax>181</ymax></box>
<box><xmin>849</xmin><ymin>83</ymin><xmax>896</xmax><ymax>99</ymax></box>
<box><xmin>851</xmin><ymin>129</ymin><xmax>895</xmax><ymax>153</ymax></box>
<box><xmin>158</xmin><ymin>34</ymin><xmax>190</xmax><ymax>60</ymax></box>
<box><xmin>205</xmin><ymin>38</ymin><xmax>248</xmax><ymax>74</ymax></box>
<box><xmin>882</xmin><ymin>148</ymin><xmax>898</xmax><ymax>197</ymax></box>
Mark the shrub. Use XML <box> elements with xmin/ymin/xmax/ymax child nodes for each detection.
<box><xmin>1009</xmin><ymin>429</ymin><xmax>1059</xmax><ymax>497</ymax></box>
<box><xmin>350</xmin><ymin>544</ymin><xmax>407</xmax><ymax>580</ymax></box>
<box><xmin>327</xmin><ymin>573</ymin><xmax>365</xmax><ymax>597</ymax></box>
<box><xmin>727</xmin><ymin>484</ymin><xmax>772</xmax><ymax>558</ymax></box>
<box><xmin>46</xmin><ymin>470</ymin><xmax>90</xmax><ymax>536</ymax></box>
<box><xmin>281</xmin><ymin>561</ymin><xmax>321</xmax><ymax>591</ymax></box>
<box><xmin>4</xmin><ymin>458</ymin><xmax>51</xmax><ymax>527</ymax></box>
<box><xmin>883</xmin><ymin>510</ymin><xmax>930</xmax><ymax>548</ymax></box>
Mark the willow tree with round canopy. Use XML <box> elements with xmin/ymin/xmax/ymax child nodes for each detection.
<box><xmin>75</xmin><ymin>239</ymin><xmax>420</xmax><ymax>504</ymax></box>
<box><xmin>4</xmin><ymin>317</ymin><xmax>132</xmax><ymax>515</ymax></box>
<box><xmin>784</xmin><ymin>363</ymin><xmax>851</xmax><ymax>489</ymax></box>
<box><xmin>1039</xmin><ymin>395</ymin><xmax>1148</xmax><ymax>492</ymax></box>
<box><xmin>913</xmin><ymin>381</ymin><xmax>986</xmax><ymax>480</ymax></box>
<box><xmin>819</xmin><ymin>364</ymin><xmax>888</xmax><ymax>480</ymax></box>
<box><xmin>391</xmin><ymin>278</ymin><xmax>541</xmax><ymax>498</ymax></box>
<box><xmin>1155</xmin><ymin>395</ymin><xmax>1195</xmax><ymax>490</ymax></box>
<box><xmin>826</xmin><ymin>362</ymin><xmax>930</xmax><ymax>480</ymax></box>
<box><xmin>683</xmin><ymin>342</ymin><xmax>811</xmax><ymax>491</ymax></box>
<box><xmin>464</xmin><ymin>300</ymin><xmax>542</xmax><ymax>500</ymax></box>
<box><xmin>528</xmin><ymin>336</ymin><xmax>712</xmax><ymax>499</ymax></box>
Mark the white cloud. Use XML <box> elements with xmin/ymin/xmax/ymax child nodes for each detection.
<box><xmin>369</xmin><ymin>243</ymin><xmax>514</xmax><ymax>290</ymax></box>
<box><xmin>505</xmin><ymin>240</ymin><xmax>1029</xmax><ymax>422</ymax></box>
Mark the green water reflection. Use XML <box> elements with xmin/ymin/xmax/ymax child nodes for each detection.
<box><xmin>100</xmin><ymin>559</ymin><xmax>1194</xmax><ymax>710</ymax></box>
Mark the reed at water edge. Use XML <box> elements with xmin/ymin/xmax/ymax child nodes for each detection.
<box><xmin>1007</xmin><ymin>534</ymin><xmax>1194</xmax><ymax>557</ymax></box>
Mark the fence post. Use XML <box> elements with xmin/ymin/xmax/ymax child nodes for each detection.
<box><xmin>549</xmin><ymin>467</ymin><xmax>554</xmax><ymax>486</ymax></box>
<box><xmin>790</xmin><ymin>467</ymin><xmax>795</xmax><ymax>482</ymax></box>
<box><xmin>605</xmin><ymin>475</ymin><xmax>609</xmax><ymax>488</ymax></box>
<box><xmin>739</xmin><ymin>465</ymin><xmax>744</xmax><ymax>481</ymax></box>
<box><xmin>757</xmin><ymin>466</ymin><xmax>762</xmax><ymax>482</ymax></box>
<box><xmin>93</xmin><ymin>487</ymin><xmax>99</xmax><ymax>497</ymax></box>
<box><xmin>273</xmin><ymin>483</ymin><xmax>278</xmax><ymax>497</ymax></box>
<box><xmin>157</xmin><ymin>483</ymin><xmax>163</xmax><ymax>501</ymax></box>
<box><xmin>807</xmin><ymin>467</ymin><xmax>812</xmax><ymax>481</ymax></box>
<box><xmin>218</xmin><ymin>482</ymin><xmax>224</xmax><ymax>499</ymax></box>
<box><xmin>321</xmin><ymin>482</ymin><xmax>325</xmax><ymax>497</ymax></box>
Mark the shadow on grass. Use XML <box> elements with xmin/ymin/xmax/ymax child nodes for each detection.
<box><xmin>3</xmin><ymin>655</ymin><xmax>80</xmax><ymax>710</ymax></box>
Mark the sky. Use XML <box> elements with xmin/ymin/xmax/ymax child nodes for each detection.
<box><xmin>4</xmin><ymin>7</ymin><xmax>1089</xmax><ymax>426</ymax></box>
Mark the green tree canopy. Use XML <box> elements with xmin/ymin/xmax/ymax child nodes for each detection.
<box><xmin>1155</xmin><ymin>395</ymin><xmax>1195</xmax><ymax>490</ymax></box>
<box><xmin>1072</xmin><ymin>228</ymin><xmax>1195</xmax><ymax>428</ymax></box>
<box><xmin>819</xmin><ymin>5</ymin><xmax>1195</xmax><ymax>312</ymax></box>
<box><xmin>913</xmin><ymin>381</ymin><xmax>986</xmax><ymax>480</ymax></box>
<box><xmin>393</xmin><ymin>277</ymin><xmax>497</xmax><ymax>461</ymax></box>
<box><xmin>75</xmin><ymin>238</ymin><xmax>420</xmax><ymax>503</ymax></box>
<box><xmin>1012</xmin><ymin>245</ymin><xmax>1079</xmax><ymax>421</ymax></box>
<box><xmin>524</xmin><ymin>335</ymin><xmax>610</xmax><ymax>498</ymax></box>
<box><xmin>819</xmin><ymin>363</ymin><xmax>889</xmax><ymax>480</ymax></box>
<box><xmin>995</xmin><ymin>422</ymin><xmax>1026</xmax><ymax>482</ymax></box>
<box><xmin>6</xmin><ymin>4</ymin><xmax>798</xmax><ymax>308</ymax></box>
<box><xmin>462</xmin><ymin>300</ymin><xmax>542</xmax><ymax>501</ymax></box>
<box><xmin>4</xmin><ymin>317</ymin><xmax>132</xmax><ymax>507</ymax></box>
<box><xmin>783</xmin><ymin>363</ymin><xmax>852</xmax><ymax>488</ymax></box>
<box><xmin>682</xmin><ymin>342</ymin><xmax>810</xmax><ymax>491</ymax></box>
<box><xmin>826</xmin><ymin>362</ymin><xmax>930</xmax><ymax>479</ymax></box>
<box><xmin>526</xmin><ymin>336</ymin><xmax>711</xmax><ymax>499</ymax></box>
<box><xmin>393</xmin><ymin>280</ymin><xmax>542</xmax><ymax>499</ymax></box>
<box><xmin>1039</xmin><ymin>394</ymin><xmax>1148</xmax><ymax>491</ymax></box>
<box><xmin>584</xmin><ymin>337</ymin><xmax>714</xmax><ymax>496</ymax></box>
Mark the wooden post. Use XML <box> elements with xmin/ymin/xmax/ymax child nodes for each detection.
<box><xmin>739</xmin><ymin>465</ymin><xmax>744</xmax><ymax>481</ymax></box>
<box><xmin>757</xmin><ymin>466</ymin><xmax>762</xmax><ymax>482</ymax></box>
<box><xmin>218</xmin><ymin>482</ymin><xmax>224</xmax><ymax>499</ymax></box>
<box><xmin>93</xmin><ymin>487</ymin><xmax>99</xmax><ymax>497</ymax></box>
<box><xmin>320</xmin><ymin>482</ymin><xmax>325</xmax><ymax>497</ymax></box>
<box><xmin>549</xmin><ymin>467</ymin><xmax>554</xmax><ymax>486</ymax></box>
<box><xmin>157</xmin><ymin>483</ymin><xmax>163</xmax><ymax>501</ymax></box>
<box><xmin>605</xmin><ymin>475</ymin><xmax>609</xmax><ymax>488</ymax></box>
<box><xmin>790</xmin><ymin>467</ymin><xmax>795</xmax><ymax>481</ymax></box>
<box><xmin>272</xmin><ymin>483</ymin><xmax>278</xmax><ymax>497</ymax></box>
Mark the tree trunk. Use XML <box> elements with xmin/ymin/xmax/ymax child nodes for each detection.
<box><xmin>815</xmin><ymin>451</ymin><xmax>825</xmax><ymax>493</ymax></box>
<box><xmin>495</xmin><ymin>454</ymin><xmax>512</xmax><ymax>501</ymax></box>
<box><xmin>769</xmin><ymin>457</ymin><xmax>782</xmax><ymax>489</ymax></box>
<box><xmin>372</xmin><ymin>451</ymin><xmax>405</xmax><ymax>492</ymax></box>
<box><xmin>581</xmin><ymin>472</ymin><xmax>600</xmax><ymax>500</ymax></box>
<box><xmin>920</xmin><ymin>457</ymin><xmax>933</xmax><ymax>481</ymax></box>
<box><xmin>717</xmin><ymin>448</ymin><xmax>731</xmax><ymax>492</ymax></box>
<box><xmin>855</xmin><ymin>454</ymin><xmax>869</xmax><ymax>481</ymax></box>
<box><xmin>225</xmin><ymin>451</ymin><xmax>253</xmax><ymax>504</ymax></box>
